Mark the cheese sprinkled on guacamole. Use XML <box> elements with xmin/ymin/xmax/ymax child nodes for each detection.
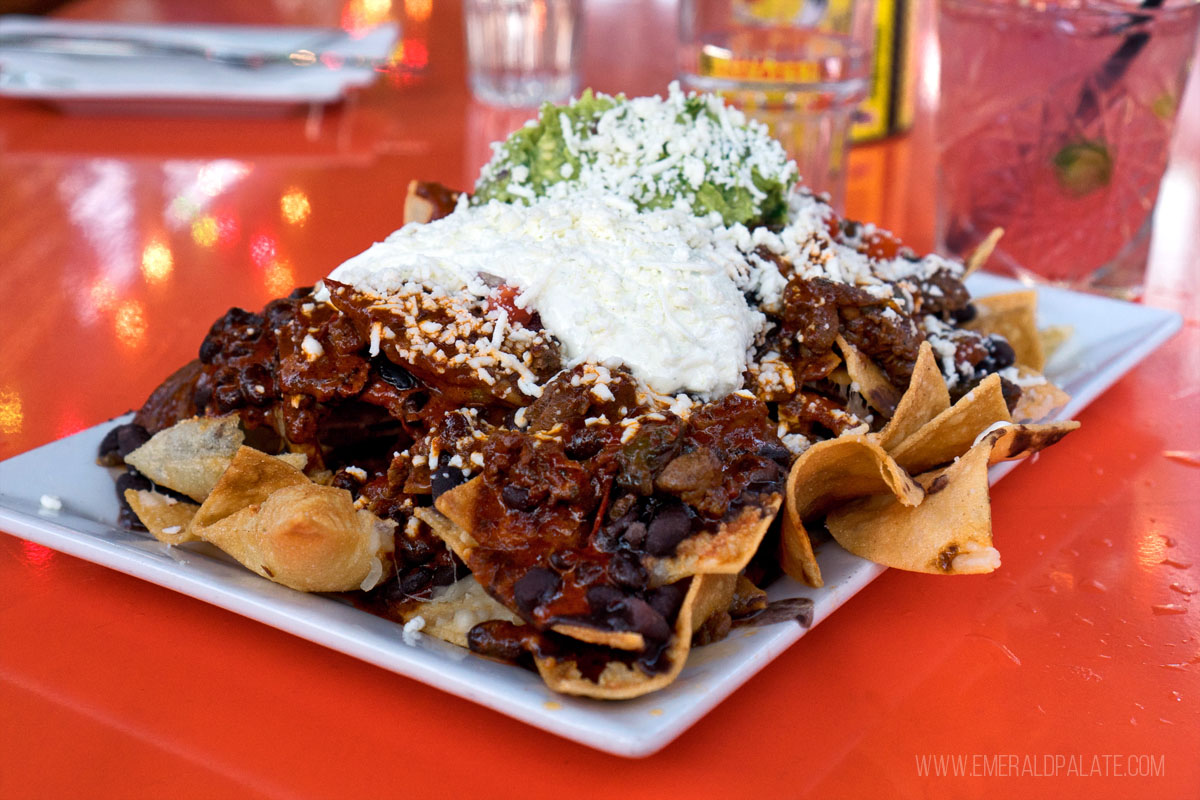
<box><xmin>473</xmin><ymin>82</ymin><xmax>797</xmax><ymax>227</ymax></box>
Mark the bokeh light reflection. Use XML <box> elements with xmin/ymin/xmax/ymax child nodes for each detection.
<box><xmin>251</xmin><ymin>234</ymin><xmax>279</xmax><ymax>267</ymax></box>
<box><xmin>280</xmin><ymin>189</ymin><xmax>312</xmax><ymax>225</ymax></box>
<box><xmin>140</xmin><ymin>240</ymin><xmax>174</xmax><ymax>284</ymax></box>
<box><xmin>191</xmin><ymin>216</ymin><xmax>219</xmax><ymax>248</ymax></box>
<box><xmin>342</xmin><ymin>0</ymin><xmax>393</xmax><ymax>34</ymax></box>
<box><xmin>406</xmin><ymin>0</ymin><xmax>432</xmax><ymax>23</ymax></box>
<box><xmin>265</xmin><ymin>260</ymin><xmax>295</xmax><ymax>297</ymax></box>
<box><xmin>115</xmin><ymin>300</ymin><xmax>148</xmax><ymax>349</ymax></box>
<box><xmin>0</xmin><ymin>389</ymin><xmax>23</xmax><ymax>434</ymax></box>
<box><xmin>88</xmin><ymin>279</ymin><xmax>118</xmax><ymax>313</ymax></box>
<box><xmin>1136</xmin><ymin>530</ymin><xmax>1169</xmax><ymax>571</ymax></box>
<box><xmin>400</xmin><ymin>38</ymin><xmax>428</xmax><ymax>70</ymax></box>
<box><xmin>216</xmin><ymin>214</ymin><xmax>241</xmax><ymax>247</ymax></box>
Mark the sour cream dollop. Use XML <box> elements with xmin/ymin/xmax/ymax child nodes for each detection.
<box><xmin>327</xmin><ymin>194</ymin><xmax>781</xmax><ymax>399</ymax></box>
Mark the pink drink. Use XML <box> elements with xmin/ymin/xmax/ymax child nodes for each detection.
<box><xmin>936</xmin><ymin>0</ymin><xmax>1200</xmax><ymax>296</ymax></box>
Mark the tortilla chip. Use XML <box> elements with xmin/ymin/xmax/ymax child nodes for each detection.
<box><xmin>875</xmin><ymin>342</ymin><xmax>949</xmax><ymax>452</ymax></box>
<box><xmin>403</xmin><ymin>180</ymin><xmax>436</xmax><ymax>225</ymax></box>
<box><xmin>986</xmin><ymin>421</ymin><xmax>1080</xmax><ymax>463</ymax></box>
<box><xmin>192</xmin><ymin>446</ymin><xmax>310</xmax><ymax>529</ymax></box>
<box><xmin>124</xmin><ymin>416</ymin><xmax>244</xmax><ymax>501</ymax></box>
<box><xmin>827</xmin><ymin>421</ymin><xmax>1079</xmax><ymax>574</ymax></box>
<box><xmin>966</xmin><ymin>291</ymin><xmax>1045</xmax><ymax>372</ymax></box>
<box><xmin>780</xmin><ymin>509</ymin><xmax>822</xmax><ymax>588</ymax></box>
<box><xmin>400</xmin><ymin>576</ymin><xmax>521</xmax><ymax>648</ymax></box>
<box><xmin>889</xmin><ymin>374</ymin><xmax>1011</xmax><ymax>475</ymax></box>
<box><xmin>827</xmin><ymin>445</ymin><xmax>996</xmax><ymax>574</ymax></box>
<box><xmin>1009</xmin><ymin>370</ymin><xmax>1071</xmax><ymax>423</ymax></box>
<box><xmin>533</xmin><ymin>573</ymin><xmax>737</xmax><ymax>700</ymax></box>
<box><xmin>1039</xmin><ymin>325</ymin><xmax>1073</xmax><ymax>360</ymax></box>
<box><xmin>276</xmin><ymin>452</ymin><xmax>309</xmax><ymax>472</ymax></box>
<box><xmin>193</xmin><ymin>482</ymin><xmax>395</xmax><ymax>592</ymax></box>
<box><xmin>963</xmin><ymin>227</ymin><xmax>1004</xmax><ymax>277</ymax></box>
<box><xmin>418</xmin><ymin>499</ymin><xmax>480</xmax><ymax>562</ymax></box>
<box><xmin>124</xmin><ymin>489</ymin><xmax>200</xmax><ymax>544</ymax></box>
<box><xmin>550</xmin><ymin>624</ymin><xmax>646</xmax><ymax>651</ymax></box>
<box><xmin>836</xmin><ymin>335</ymin><xmax>901</xmax><ymax>418</ymax></box>
<box><xmin>644</xmin><ymin>495</ymin><xmax>781</xmax><ymax>587</ymax></box>
<box><xmin>780</xmin><ymin>434</ymin><xmax>925</xmax><ymax>587</ymax></box>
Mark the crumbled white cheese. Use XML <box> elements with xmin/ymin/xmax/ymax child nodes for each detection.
<box><xmin>402</xmin><ymin>615</ymin><xmax>426</xmax><ymax>645</ymax></box>
<box><xmin>329</xmin><ymin>195</ymin><xmax>773</xmax><ymax>399</ymax></box>
<box><xmin>300</xmin><ymin>333</ymin><xmax>324</xmax><ymax>360</ymax></box>
<box><xmin>39</xmin><ymin>494</ymin><xmax>62</xmax><ymax>512</ymax></box>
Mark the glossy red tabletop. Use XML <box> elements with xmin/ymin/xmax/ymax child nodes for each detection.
<box><xmin>1</xmin><ymin>1</ymin><xmax>1198</xmax><ymax>797</ymax></box>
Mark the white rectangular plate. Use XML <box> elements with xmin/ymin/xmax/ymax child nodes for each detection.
<box><xmin>0</xmin><ymin>17</ymin><xmax>399</xmax><ymax>112</ymax></box>
<box><xmin>0</xmin><ymin>275</ymin><xmax>1181</xmax><ymax>756</ymax></box>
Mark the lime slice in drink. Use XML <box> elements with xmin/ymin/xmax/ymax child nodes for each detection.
<box><xmin>1052</xmin><ymin>139</ymin><xmax>1113</xmax><ymax>198</ymax></box>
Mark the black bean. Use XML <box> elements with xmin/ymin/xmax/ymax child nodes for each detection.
<box><xmin>264</xmin><ymin>298</ymin><xmax>296</xmax><ymax>330</ymax></box>
<box><xmin>574</xmin><ymin>562</ymin><xmax>604</xmax><ymax>586</ymax></box>
<box><xmin>622</xmin><ymin>597</ymin><xmax>671</xmax><ymax>642</ymax></box>
<box><xmin>513</xmin><ymin>567</ymin><xmax>560</xmax><ymax>615</ymax></box>
<box><xmin>213</xmin><ymin>382</ymin><xmax>243</xmax><ymax>412</ymax></box>
<box><xmin>564</xmin><ymin>430</ymin><xmax>603</xmax><ymax>460</ymax></box>
<box><xmin>398</xmin><ymin>567</ymin><xmax>433</xmax><ymax>595</ymax></box>
<box><xmin>97</xmin><ymin>426</ymin><xmax>121</xmax><ymax>461</ymax></box>
<box><xmin>999</xmin><ymin>377</ymin><xmax>1022</xmax><ymax>413</ymax></box>
<box><xmin>548</xmin><ymin>550</ymin><xmax>577</xmax><ymax>572</ymax></box>
<box><xmin>622</xmin><ymin>521</ymin><xmax>647</xmax><ymax>549</ymax></box>
<box><xmin>607</xmin><ymin>494</ymin><xmax>635</xmax><ymax>521</ymax></box>
<box><xmin>115</xmin><ymin>468</ymin><xmax>152</xmax><ymax>495</ymax></box>
<box><xmin>225</xmin><ymin>307</ymin><xmax>259</xmax><ymax>327</ymax></box>
<box><xmin>742</xmin><ymin>457</ymin><xmax>785</xmax><ymax>492</ymax></box>
<box><xmin>501</xmin><ymin>484</ymin><xmax>536</xmax><ymax>511</ymax></box>
<box><xmin>192</xmin><ymin>382</ymin><xmax>212</xmax><ymax>409</ymax></box>
<box><xmin>984</xmin><ymin>335</ymin><xmax>1016</xmax><ymax>371</ymax></box>
<box><xmin>198</xmin><ymin>337</ymin><xmax>221</xmax><ymax>364</ymax></box>
<box><xmin>377</xmin><ymin>358</ymin><xmax>418</xmax><ymax>390</ymax></box>
<box><xmin>467</xmin><ymin>621</ymin><xmax>526</xmax><ymax>663</ymax></box>
<box><xmin>592</xmin><ymin>515</ymin><xmax>629</xmax><ymax>552</ymax></box>
<box><xmin>758</xmin><ymin>441</ymin><xmax>791</xmax><ymax>465</ymax></box>
<box><xmin>395</xmin><ymin>532</ymin><xmax>438</xmax><ymax>565</ymax></box>
<box><xmin>645</xmin><ymin>505</ymin><xmax>691</xmax><ymax>556</ymax></box>
<box><xmin>430</xmin><ymin>466</ymin><xmax>466</xmax><ymax>500</ymax></box>
<box><xmin>240</xmin><ymin>362</ymin><xmax>273</xmax><ymax>406</ymax></box>
<box><xmin>585</xmin><ymin>584</ymin><xmax>624</xmax><ymax>613</ymax></box>
<box><xmin>950</xmin><ymin>303</ymin><xmax>977</xmax><ymax>324</ymax></box>
<box><xmin>116</xmin><ymin>424</ymin><xmax>151</xmax><ymax>457</ymax></box>
<box><xmin>431</xmin><ymin>560</ymin><xmax>459</xmax><ymax>587</ymax></box>
<box><xmin>608</xmin><ymin>551</ymin><xmax>649</xmax><ymax>590</ymax></box>
<box><xmin>647</xmin><ymin>583</ymin><xmax>688</xmax><ymax>620</ymax></box>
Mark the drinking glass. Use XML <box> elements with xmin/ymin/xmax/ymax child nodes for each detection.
<box><xmin>678</xmin><ymin>0</ymin><xmax>878</xmax><ymax>211</ymax></box>
<box><xmin>464</xmin><ymin>0</ymin><xmax>582</xmax><ymax>107</ymax></box>
<box><xmin>936</xmin><ymin>0</ymin><xmax>1200</xmax><ymax>298</ymax></box>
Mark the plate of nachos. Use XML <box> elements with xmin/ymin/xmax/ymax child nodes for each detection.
<box><xmin>0</xmin><ymin>85</ymin><xmax>1181</xmax><ymax>755</ymax></box>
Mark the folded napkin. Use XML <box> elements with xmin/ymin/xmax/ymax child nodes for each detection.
<box><xmin>0</xmin><ymin>16</ymin><xmax>399</xmax><ymax>105</ymax></box>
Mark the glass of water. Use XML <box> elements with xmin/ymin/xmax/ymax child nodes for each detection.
<box><xmin>464</xmin><ymin>0</ymin><xmax>583</xmax><ymax>108</ymax></box>
<box><xmin>678</xmin><ymin>0</ymin><xmax>878</xmax><ymax>211</ymax></box>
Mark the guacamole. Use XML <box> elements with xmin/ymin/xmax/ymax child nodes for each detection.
<box><xmin>472</xmin><ymin>84</ymin><xmax>797</xmax><ymax>227</ymax></box>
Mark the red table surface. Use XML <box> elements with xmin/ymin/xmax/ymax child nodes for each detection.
<box><xmin>1</xmin><ymin>1</ymin><xmax>1198</xmax><ymax>797</ymax></box>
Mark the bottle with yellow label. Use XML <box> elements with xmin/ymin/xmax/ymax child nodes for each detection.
<box><xmin>679</xmin><ymin>0</ymin><xmax>883</xmax><ymax>208</ymax></box>
<box><xmin>717</xmin><ymin>0</ymin><xmax>914</xmax><ymax>142</ymax></box>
